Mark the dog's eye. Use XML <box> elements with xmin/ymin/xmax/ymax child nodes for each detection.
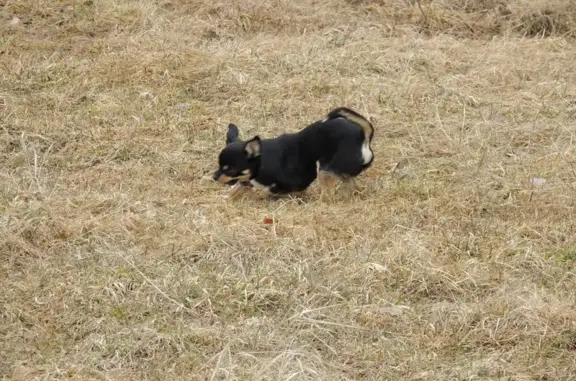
<box><xmin>222</xmin><ymin>165</ymin><xmax>229</xmax><ymax>170</ymax></box>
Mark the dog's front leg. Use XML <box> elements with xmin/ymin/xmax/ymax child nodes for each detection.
<box><xmin>228</xmin><ymin>182</ymin><xmax>252</xmax><ymax>200</ymax></box>
<box><xmin>317</xmin><ymin>171</ymin><xmax>339</xmax><ymax>200</ymax></box>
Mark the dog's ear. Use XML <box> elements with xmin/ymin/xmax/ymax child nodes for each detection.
<box><xmin>244</xmin><ymin>136</ymin><xmax>262</xmax><ymax>158</ymax></box>
<box><xmin>226</xmin><ymin>124</ymin><xmax>240</xmax><ymax>144</ymax></box>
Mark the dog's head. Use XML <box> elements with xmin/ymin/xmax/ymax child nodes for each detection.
<box><xmin>212</xmin><ymin>123</ymin><xmax>262</xmax><ymax>185</ymax></box>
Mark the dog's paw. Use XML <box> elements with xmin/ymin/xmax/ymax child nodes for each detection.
<box><xmin>227</xmin><ymin>183</ymin><xmax>252</xmax><ymax>200</ymax></box>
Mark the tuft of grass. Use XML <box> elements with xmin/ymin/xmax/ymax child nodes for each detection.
<box><xmin>2</xmin><ymin>0</ymin><xmax>576</xmax><ymax>379</ymax></box>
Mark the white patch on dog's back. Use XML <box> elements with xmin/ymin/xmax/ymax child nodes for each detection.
<box><xmin>361</xmin><ymin>139</ymin><xmax>373</xmax><ymax>164</ymax></box>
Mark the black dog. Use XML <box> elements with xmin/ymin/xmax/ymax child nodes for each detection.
<box><xmin>212</xmin><ymin>107</ymin><xmax>374</xmax><ymax>195</ymax></box>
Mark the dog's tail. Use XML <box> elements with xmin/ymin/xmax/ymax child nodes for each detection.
<box><xmin>323</xmin><ymin>107</ymin><xmax>374</xmax><ymax>141</ymax></box>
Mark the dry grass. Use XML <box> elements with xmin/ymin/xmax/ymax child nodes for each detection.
<box><xmin>2</xmin><ymin>0</ymin><xmax>576</xmax><ymax>379</ymax></box>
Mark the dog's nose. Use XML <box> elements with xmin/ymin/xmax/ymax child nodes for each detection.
<box><xmin>212</xmin><ymin>170</ymin><xmax>220</xmax><ymax>181</ymax></box>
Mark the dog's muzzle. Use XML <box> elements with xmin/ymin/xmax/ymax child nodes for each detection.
<box><xmin>213</xmin><ymin>171</ymin><xmax>250</xmax><ymax>185</ymax></box>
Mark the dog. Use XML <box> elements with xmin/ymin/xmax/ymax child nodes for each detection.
<box><xmin>212</xmin><ymin>107</ymin><xmax>374</xmax><ymax>195</ymax></box>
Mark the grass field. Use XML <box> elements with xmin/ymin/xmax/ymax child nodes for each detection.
<box><xmin>2</xmin><ymin>0</ymin><xmax>576</xmax><ymax>379</ymax></box>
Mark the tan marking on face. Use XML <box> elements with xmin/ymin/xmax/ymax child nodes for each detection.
<box><xmin>216</xmin><ymin>173</ymin><xmax>250</xmax><ymax>184</ymax></box>
<box><xmin>216</xmin><ymin>174</ymin><xmax>233</xmax><ymax>184</ymax></box>
<box><xmin>237</xmin><ymin>173</ymin><xmax>250</xmax><ymax>182</ymax></box>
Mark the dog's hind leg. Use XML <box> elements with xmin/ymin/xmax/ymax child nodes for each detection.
<box><xmin>317</xmin><ymin>170</ymin><xmax>338</xmax><ymax>189</ymax></box>
<box><xmin>317</xmin><ymin>170</ymin><xmax>340</xmax><ymax>201</ymax></box>
<box><xmin>342</xmin><ymin>176</ymin><xmax>362</xmax><ymax>194</ymax></box>
<box><xmin>319</xmin><ymin>141</ymin><xmax>368</xmax><ymax>197</ymax></box>
<box><xmin>318</xmin><ymin>169</ymin><xmax>363</xmax><ymax>199</ymax></box>
<box><xmin>328</xmin><ymin>173</ymin><xmax>362</xmax><ymax>198</ymax></box>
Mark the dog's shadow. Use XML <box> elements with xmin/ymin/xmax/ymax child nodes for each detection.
<box><xmin>224</xmin><ymin>181</ymin><xmax>369</xmax><ymax>204</ymax></box>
